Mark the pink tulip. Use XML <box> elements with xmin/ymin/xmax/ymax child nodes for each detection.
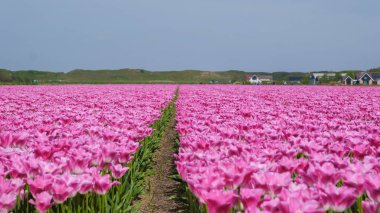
<box><xmin>261</xmin><ymin>198</ymin><xmax>285</xmax><ymax>212</ymax></box>
<box><xmin>343</xmin><ymin>172</ymin><xmax>366</xmax><ymax>194</ymax></box>
<box><xmin>0</xmin><ymin>193</ymin><xmax>17</xmax><ymax>211</ymax></box>
<box><xmin>52</xmin><ymin>182</ymin><xmax>71</xmax><ymax>204</ymax></box>
<box><xmin>23</xmin><ymin>158</ymin><xmax>41</xmax><ymax>178</ymax></box>
<box><xmin>29</xmin><ymin>192</ymin><xmax>52</xmax><ymax>213</ymax></box>
<box><xmin>240</xmin><ymin>188</ymin><xmax>264</xmax><ymax>212</ymax></box>
<box><xmin>320</xmin><ymin>184</ymin><xmax>358</xmax><ymax>212</ymax></box>
<box><xmin>365</xmin><ymin>174</ymin><xmax>380</xmax><ymax>202</ymax></box>
<box><xmin>110</xmin><ymin>164</ymin><xmax>129</xmax><ymax>179</ymax></box>
<box><xmin>78</xmin><ymin>174</ymin><xmax>94</xmax><ymax>194</ymax></box>
<box><xmin>199</xmin><ymin>168</ymin><xmax>225</xmax><ymax>190</ymax></box>
<box><xmin>281</xmin><ymin>196</ymin><xmax>323</xmax><ymax>213</ymax></box>
<box><xmin>27</xmin><ymin>175</ymin><xmax>53</xmax><ymax>196</ymax></box>
<box><xmin>201</xmin><ymin>190</ymin><xmax>237</xmax><ymax>213</ymax></box>
<box><xmin>101</xmin><ymin>143</ymin><xmax>118</xmax><ymax>164</ymax></box>
<box><xmin>316</xmin><ymin>162</ymin><xmax>339</xmax><ymax>184</ymax></box>
<box><xmin>93</xmin><ymin>174</ymin><xmax>120</xmax><ymax>195</ymax></box>
<box><xmin>69</xmin><ymin>155</ymin><xmax>90</xmax><ymax>174</ymax></box>
<box><xmin>362</xmin><ymin>200</ymin><xmax>379</xmax><ymax>213</ymax></box>
<box><xmin>34</xmin><ymin>144</ymin><xmax>52</xmax><ymax>160</ymax></box>
<box><xmin>118</xmin><ymin>144</ymin><xmax>139</xmax><ymax>164</ymax></box>
<box><xmin>252</xmin><ymin>172</ymin><xmax>291</xmax><ymax>194</ymax></box>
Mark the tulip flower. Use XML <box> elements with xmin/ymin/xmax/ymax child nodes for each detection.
<box><xmin>362</xmin><ymin>200</ymin><xmax>379</xmax><ymax>213</ymax></box>
<box><xmin>110</xmin><ymin>164</ymin><xmax>129</xmax><ymax>179</ymax></box>
<box><xmin>320</xmin><ymin>184</ymin><xmax>358</xmax><ymax>212</ymax></box>
<box><xmin>27</xmin><ymin>175</ymin><xmax>53</xmax><ymax>196</ymax></box>
<box><xmin>201</xmin><ymin>190</ymin><xmax>237</xmax><ymax>213</ymax></box>
<box><xmin>0</xmin><ymin>193</ymin><xmax>17</xmax><ymax>211</ymax></box>
<box><xmin>52</xmin><ymin>182</ymin><xmax>71</xmax><ymax>204</ymax></box>
<box><xmin>365</xmin><ymin>174</ymin><xmax>380</xmax><ymax>202</ymax></box>
<box><xmin>240</xmin><ymin>188</ymin><xmax>264</xmax><ymax>211</ymax></box>
<box><xmin>29</xmin><ymin>192</ymin><xmax>53</xmax><ymax>213</ymax></box>
<box><xmin>94</xmin><ymin>174</ymin><xmax>120</xmax><ymax>195</ymax></box>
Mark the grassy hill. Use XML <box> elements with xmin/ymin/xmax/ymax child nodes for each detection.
<box><xmin>0</xmin><ymin>68</ymin><xmax>271</xmax><ymax>84</ymax></box>
<box><xmin>65</xmin><ymin>69</ymin><xmax>252</xmax><ymax>84</ymax></box>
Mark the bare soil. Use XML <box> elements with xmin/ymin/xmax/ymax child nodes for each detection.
<box><xmin>138</xmin><ymin>115</ymin><xmax>186</xmax><ymax>213</ymax></box>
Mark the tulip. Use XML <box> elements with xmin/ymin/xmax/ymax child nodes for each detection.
<box><xmin>27</xmin><ymin>175</ymin><xmax>53</xmax><ymax>196</ymax></box>
<box><xmin>29</xmin><ymin>192</ymin><xmax>53</xmax><ymax>213</ymax></box>
<box><xmin>365</xmin><ymin>174</ymin><xmax>380</xmax><ymax>202</ymax></box>
<box><xmin>93</xmin><ymin>174</ymin><xmax>120</xmax><ymax>195</ymax></box>
<box><xmin>52</xmin><ymin>182</ymin><xmax>71</xmax><ymax>204</ymax></box>
<box><xmin>110</xmin><ymin>164</ymin><xmax>129</xmax><ymax>179</ymax></box>
<box><xmin>201</xmin><ymin>190</ymin><xmax>237</xmax><ymax>213</ymax></box>
<box><xmin>362</xmin><ymin>200</ymin><xmax>379</xmax><ymax>213</ymax></box>
<box><xmin>320</xmin><ymin>184</ymin><xmax>358</xmax><ymax>212</ymax></box>
<box><xmin>240</xmin><ymin>188</ymin><xmax>264</xmax><ymax>211</ymax></box>
<box><xmin>0</xmin><ymin>193</ymin><xmax>17</xmax><ymax>211</ymax></box>
<box><xmin>78</xmin><ymin>174</ymin><xmax>94</xmax><ymax>194</ymax></box>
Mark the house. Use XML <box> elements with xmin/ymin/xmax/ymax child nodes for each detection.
<box><xmin>340</xmin><ymin>73</ymin><xmax>358</xmax><ymax>85</ymax></box>
<box><xmin>288</xmin><ymin>76</ymin><xmax>303</xmax><ymax>84</ymax></box>
<box><xmin>310</xmin><ymin>73</ymin><xmax>336</xmax><ymax>84</ymax></box>
<box><xmin>246</xmin><ymin>74</ymin><xmax>273</xmax><ymax>84</ymax></box>
<box><xmin>310</xmin><ymin>73</ymin><xmax>324</xmax><ymax>84</ymax></box>
<box><xmin>369</xmin><ymin>73</ymin><xmax>380</xmax><ymax>85</ymax></box>
<box><xmin>342</xmin><ymin>75</ymin><xmax>355</xmax><ymax>85</ymax></box>
<box><xmin>356</xmin><ymin>72</ymin><xmax>374</xmax><ymax>85</ymax></box>
<box><xmin>353</xmin><ymin>72</ymin><xmax>380</xmax><ymax>85</ymax></box>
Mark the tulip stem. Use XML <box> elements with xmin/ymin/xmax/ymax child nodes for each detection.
<box><xmin>85</xmin><ymin>194</ymin><xmax>88</xmax><ymax>212</ymax></box>
<box><xmin>92</xmin><ymin>194</ymin><xmax>95</xmax><ymax>212</ymax></box>
<box><xmin>237</xmin><ymin>186</ymin><xmax>243</xmax><ymax>212</ymax></box>
<box><xmin>356</xmin><ymin>196</ymin><xmax>363</xmax><ymax>213</ymax></box>
<box><xmin>204</xmin><ymin>204</ymin><xmax>209</xmax><ymax>213</ymax></box>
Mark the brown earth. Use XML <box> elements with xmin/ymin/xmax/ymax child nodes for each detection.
<box><xmin>138</xmin><ymin>114</ymin><xmax>187</xmax><ymax>213</ymax></box>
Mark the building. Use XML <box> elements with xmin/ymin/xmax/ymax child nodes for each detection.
<box><xmin>342</xmin><ymin>72</ymin><xmax>380</xmax><ymax>85</ymax></box>
<box><xmin>310</xmin><ymin>73</ymin><xmax>323</xmax><ymax>85</ymax></box>
<box><xmin>310</xmin><ymin>73</ymin><xmax>336</xmax><ymax>84</ymax></box>
<box><xmin>356</xmin><ymin>72</ymin><xmax>374</xmax><ymax>85</ymax></box>
<box><xmin>369</xmin><ymin>73</ymin><xmax>380</xmax><ymax>85</ymax></box>
<box><xmin>342</xmin><ymin>75</ymin><xmax>355</xmax><ymax>85</ymax></box>
<box><xmin>247</xmin><ymin>74</ymin><xmax>273</xmax><ymax>84</ymax></box>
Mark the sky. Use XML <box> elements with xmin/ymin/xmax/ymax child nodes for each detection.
<box><xmin>0</xmin><ymin>0</ymin><xmax>379</xmax><ymax>72</ymax></box>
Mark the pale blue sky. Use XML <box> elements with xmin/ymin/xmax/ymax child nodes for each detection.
<box><xmin>0</xmin><ymin>0</ymin><xmax>379</xmax><ymax>72</ymax></box>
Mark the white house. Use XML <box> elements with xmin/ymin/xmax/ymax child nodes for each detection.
<box><xmin>249</xmin><ymin>75</ymin><xmax>261</xmax><ymax>84</ymax></box>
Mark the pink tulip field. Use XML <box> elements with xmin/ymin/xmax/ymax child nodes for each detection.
<box><xmin>176</xmin><ymin>85</ymin><xmax>380</xmax><ymax>213</ymax></box>
<box><xmin>0</xmin><ymin>85</ymin><xmax>176</xmax><ymax>212</ymax></box>
<box><xmin>1</xmin><ymin>84</ymin><xmax>380</xmax><ymax>213</ymax></box>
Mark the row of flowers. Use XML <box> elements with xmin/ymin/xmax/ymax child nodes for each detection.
<box><xmin>0</xmin><ymin>85</ymin><xmax>176</xmax><ymax>212</ymax></box>
<box><xmin>175</xmin><ymin>85</ymin><xmax>380</xmax><ymax>213</ymax></box>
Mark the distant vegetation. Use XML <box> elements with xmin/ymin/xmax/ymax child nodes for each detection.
<box><xmin>0</xmin><ymin>68</ymin><xmax>379</xmax><ymax>85</ymax></box>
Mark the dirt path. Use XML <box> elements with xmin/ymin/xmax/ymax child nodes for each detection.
<box><xmin>138</xmin><ymin>111</ymin><xmax>186</xmax><ymax>213</ymax></box>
